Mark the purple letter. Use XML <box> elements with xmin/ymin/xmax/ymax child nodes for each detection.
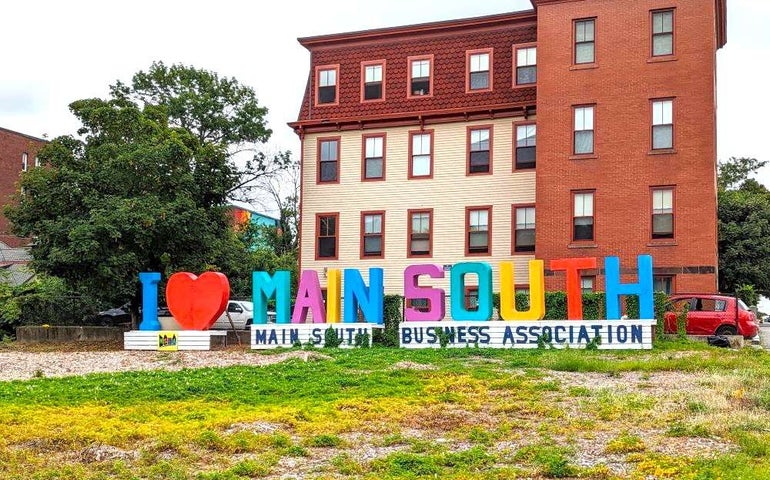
<box><xmin>292</xmin><ymin>270</ymin><xmax>326</xmax><ymax>323</ymax></box>
<box><xmin>403</xmin><ymin>264</ymin><xmax>446</xmax><ymax>321</ymax></box>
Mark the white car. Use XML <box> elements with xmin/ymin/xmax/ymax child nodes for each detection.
<box><xmin>211</xmin><ymin>300</ymin><xmax>254</xmax><ymax>330</ymax></box>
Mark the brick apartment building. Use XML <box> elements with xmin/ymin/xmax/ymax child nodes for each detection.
<box><xmin>289</xmin><ymin>0</ymin><xmax>726</xmax><ymax>309</ymax></box>
<box><xmin>0</xmin><ymin>127</ymin><xmax>46</xmax><ymax>248</ymax></box>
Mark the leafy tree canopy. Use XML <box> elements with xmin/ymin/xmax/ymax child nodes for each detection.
<box><xmin>5</xmin><ymin>63</ymin><xmax>288</xmax><ymax>321</ymax></box>
<box><xmin>717</xmin><ymin>157</ymin><xmax>770</xmax><ymax>297</ymax></box>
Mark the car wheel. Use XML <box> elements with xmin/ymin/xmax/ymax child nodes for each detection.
<box><xmin>245</xmin><ymin>318</ymin><xmax>252</xmax><ymax>329</ymax></box>
<box><xmin>715</xmin><ymin>325</ymin><xmax>737</xmax><ymax>336</ymax></box>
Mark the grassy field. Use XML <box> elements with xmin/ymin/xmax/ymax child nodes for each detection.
<box><xmin>2</xmin><ymin>341</ymin><xmax>770</xmax><ymax>479</ymax></box>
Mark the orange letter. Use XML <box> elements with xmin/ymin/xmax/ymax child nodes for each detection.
<box><xmin>549</xmin><ymin>257</ymin><xmax>597</xmax><ymax>320</ymax></box>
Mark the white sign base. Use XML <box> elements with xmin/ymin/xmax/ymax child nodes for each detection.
<box><xmin>399</xmin><ymin>320</ymin><xmax>656</xmax><ymax>350</ymax></box>
<box><xmin>124</xmin><ymin>330</ymin><xmax>227</xmax><ymax>351</ymax></box>
<box><xmin>250</xmin><ymin>323</ymin><xmax>383</xmax><ymax>349</ymax></box>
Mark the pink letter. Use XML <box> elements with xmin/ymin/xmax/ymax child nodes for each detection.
<box><xmin>404</xmin><ymin>264</ymin><xmax>446</xmax><ymax>321</ymax></box>
<box><xmin>292</xmin><ymin>270</ymin><xmax>326</xmax><ymax>323</ymax></box>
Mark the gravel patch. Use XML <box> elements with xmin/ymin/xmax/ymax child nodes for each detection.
<box><xmin>0</xmin><ymin>350</ymin><xmax>331</xmax><ymax>381</ymax></box>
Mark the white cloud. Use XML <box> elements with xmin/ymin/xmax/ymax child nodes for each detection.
<box><xmin>1</xmin><ymin>0</ymin><xmax>766</xmax><ymax>186</ymax></box>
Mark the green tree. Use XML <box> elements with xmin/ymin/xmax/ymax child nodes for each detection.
<box><xmin>717</xmin><ymin>157</ymin><xmax>770</xmax><ymax>296</ymax></box>
<box><xmin>5</xmin><ymin>63</ymin><xmax>289</xmax><ymax>325</ymax></box>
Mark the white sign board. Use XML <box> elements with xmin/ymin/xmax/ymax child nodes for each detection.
<box><xmin>399</xmin><ymin>320</ymin><xmax>656</xmax><ymax>349</ymax></box>
<box><xmin>250</xmin><ymin>323</ymin><xmax>383</xmax><ymax>349</ymax></box>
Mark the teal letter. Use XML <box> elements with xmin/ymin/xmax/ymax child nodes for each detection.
<box><xmin>252</xmin><ymin>271</ymin><xmax>291</xmax><ymax>324</ymax></box>
<box><xmin>139</xmin><ymin>272</ymin><xmax>161</xmax><ymax>331</ymax></box>
<box><xmin>450</xmin><ymin>262</ymin><xmax>493</xmax><ymax>321</ymax></box>
<box><xmin>343</xmin><ymin>268</ymin><xmax>384</xmax><ymax>324</ymax></box>
<box><xmin>605</xmin><ymin>255</ymin><xmax>654</xmax><ymax>320</ymax></box>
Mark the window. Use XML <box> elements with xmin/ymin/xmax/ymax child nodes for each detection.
<box><xmin>409</xmin><ymin>56</ymin><xmax>432</xmax><ymax>97</ymax></box>
<box><xmin>574</xmin><ymin>19</ymin><xmax>595</xmax><ymax>64</ymax></box>
<box><xmin>653</xmin><ymin>275</ymin><xmax>674</xmax><ymax>294</ymax></box>
<box><xmin>22</xmin><ymin>153</ymin><xmax>28</xmax><ymax>172</ymax></box>
<box><xmin>652</xmin><ymin>188</ymin><xmax>674</xmax><ymax>239</ymax></box>
<box><xmin>467</xmin><ymin>49</ymin><xmax>492</xmax><ymax>91</ymax></box>
<box><xmin>652</xmin><ymin>100</ymin><xmax>673</xmax><ymax>150</ymax></box>
<box><xmin>468</xmin><ymin>127</ymin><xmax>491</xmax><ymax>174</ymax></box>
<box><xmin>408</xmin><ymin>209</ymin><xmax>432</xmax><ymax>257</ymax></box>
<box><xmin>362</xmin><ymin>134</ymin><xmax>385</xmax><ymax>180</ymax></box>
<box><xmin>362</xmin><ymin>61</ymin><xmax>384</xmax><ymax>101</ymax></box>
<box><xmin>514</xmin><ymin>206</ymin><xmax>535</xmax><ymax>253</ymax></box>
<box><xmin>316</xmin><ymin>214</ymin><xmax>338</xmax><ymax>259</ymax></box>
<box><xmin>409</xmin><ymin>298</ymin><xmax>430</xmax><ymax>313</ymax></box>
<box><xmin>467</xmin><ymin>207</ymin><xmax>491</xmax><ymax>255</ymax></box>
<box><xmin>652</xmin><ymin>10</ymin><xmax>674</xmax><ymax>56</ymax></box>
<box><xmin>581</xmin><ymin>276</ymin><xmax>594</xmax><ymax>294</ymax></box>
<box><xmin>515</xmin><ymin>124</ymin><xmax>536</xmax><ymax>169</ymax></box>
<box><xmin>34</xmin><ymin>156</ymin><xmax>40</xmax><ymax>168</ymax></box>
<box><xmin>316</xmin><ymin>66</ymin><xmax>338</xmax><ymax>105</ymax></box>
<box><xmin>361</xmin><ymin>212</ymin><xmax>384</xmax><ymax>258</ymax></box>
<box><xmin>516</xmin><ymin>47</ymin><xmax>536</xmax><ymax>85</ymax></box>
<box><xmin>317</xmin><ymin>138</ymin><xmax>340</xmax><ymax>183</ymax></box>
<box><xmin>409</xmin><ymin>131</ymin><xmax>433</xmax><ymax>178</ymax></box>
<box><xmin>573</xmin><ymin>191</ymin><xmax>594</xmax><ymax>241</ymax></box>
<box><xmin>465</xmin><ymin>287</ymin><xmax>479</xmax><ymax>311</ymax></box>
<box><xmin>574</xmin><ymin>106</ymin><xmax>594</xmax><ymax>155</ymax></box>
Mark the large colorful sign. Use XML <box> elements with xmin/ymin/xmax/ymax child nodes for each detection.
<box><xmin>128</xmin><ymin>255</ymin><xmax>656</xmax><ymax>350</ymax></box>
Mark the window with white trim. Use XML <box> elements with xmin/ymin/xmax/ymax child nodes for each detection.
<box><xmin>652</xmin><ymin>10</ymin><xmax>674</xmax><ymax>56</ymax></box>
<box><xmin>514</xmin><ymin>206</ymin><xmax>535</xmax><ymax>253</ymax></box>
<box><xmin>574</xmin><ymin>106</ymin><xmax>594</xmax><ymax>155</ymax></box>
<box><xmin>516</xmin><ymin>47</ymin><xmax>536</xmax><ymax>85</ymax></box>
<box><xmin>364</xmin><ymin>64</ymin><xmax>383</xmax><ymax>100</ymax></box>
<box><xmin>573</xmin><ymin>192</ymin><xmax>594</xmax><ymax>241</ymax></box>
<box><xmin>652</xmin><ymin>100</ymin><xmax>673</xmax><ymax>150</ymax></box>
<box><xmin>410</xmin><ymin>133</ymin><xmax>432</xmax><ymax>177</ymax></box>
<box><xmin>516</xmin><ymin>124</ymin><xmax>536</xmax><ymax>169</ymax></box>
<box><xmin>318</xmin><ymin>68</ymin><xmax>337</xmax><ymax>104</ymax></box>
<box><xmin>469</xmin><ymin>52</ymin><xmax>490</xmax><ymax>90</ymax></box>
<box><xmin>652</xmin><ymin>188</ymin><xmax>674</xmax><ymax>239</ymax></box>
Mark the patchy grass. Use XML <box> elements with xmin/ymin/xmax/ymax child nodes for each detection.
<box><xmin>1</xmin><ymin>340</ymin><xmax>770</xmax><ymax>478</ymax></box>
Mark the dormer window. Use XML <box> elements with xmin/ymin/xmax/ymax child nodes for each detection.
<box><xmin>467</xmin><ymin>49</ymin><xmax>493</xmax><ymax>92</ymax></box>
<box><xmin>362</xmin><ymin>61</ymin><xmax>384</xmax><ymax>101</ymax></box>
<box><xmin>408</xmin><ymin>55</ymin><xmax>433</xmax><ymax>97</ymax></box>
<box><xmin>316</xmin><ymin>65</ymin><xmax>339</xmax><ymax>105</ymax></box>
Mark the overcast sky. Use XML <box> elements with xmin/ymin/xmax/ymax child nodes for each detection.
<box><xmin>1</xmin><ymin>0</ymin><xmax>768</xmax><ymax>184</ymax></box>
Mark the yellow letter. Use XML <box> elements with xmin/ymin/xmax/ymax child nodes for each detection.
<box><xmin>326</xmin><ymin>269</ymin><xmax>341</xmax><ymax>323</ymax></box>
<box><xmin>500</xmin><ymin>260</ymin><xmax>545</xmax><ymax>320</ymax></box>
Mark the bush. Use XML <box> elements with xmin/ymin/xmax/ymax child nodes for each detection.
<box><xmin>0</xmin><ymin>275</ymin><xmax>100</xmax><ymax>337</ymax></box>
<box><xmin>373</xmin><ymin>294</ymin><xmax>402</xmax><ymax>347</ymax></box>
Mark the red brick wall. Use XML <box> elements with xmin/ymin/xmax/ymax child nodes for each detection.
<box><xmin>0</xmin><ymin>128</ymin><xmax>46</xmax><ymax>245</ymax></box>
<box><xmin>534</xmin><ymin>0</ymin><xmax>719</xmax><ymax>293</ymax></box>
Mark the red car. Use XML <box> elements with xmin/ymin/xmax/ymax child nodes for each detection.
<box><xmin>664</xmin><ymin>294</ymin><xmax>759</xmax><ymax>339</ymax></box>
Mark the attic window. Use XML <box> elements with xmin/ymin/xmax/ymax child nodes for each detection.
<box><xmin>316</xmin><ymin>65</ymin><xmax>339</xmax><ymax>105</ymax></box>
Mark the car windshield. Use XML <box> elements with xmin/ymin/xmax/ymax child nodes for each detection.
<box><xmin>738</xmin><ymin>299</ymin><xmax>749</xmax><ymax>311</ymax></box>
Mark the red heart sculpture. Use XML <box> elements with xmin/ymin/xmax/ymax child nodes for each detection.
<box><xmin>166</xmin><ymin>272</ymin><xmax>230</xmax><ymax>330</ymax></box>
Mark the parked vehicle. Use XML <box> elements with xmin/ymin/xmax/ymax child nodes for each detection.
<box><xmin>664</xmin><ymin>294</ymin><xmax>759</xmax><ymax>339</ymax></box>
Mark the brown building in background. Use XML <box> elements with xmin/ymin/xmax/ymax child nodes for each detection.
<box><xmin>290</xmin><ymin>0</ymin><xmax>725</xmax><ymax>306</ymax></box>
<box><xmin>0</xmin><ymin>127</ymin><xmax>46</xmax><ymax>248</ymax></box>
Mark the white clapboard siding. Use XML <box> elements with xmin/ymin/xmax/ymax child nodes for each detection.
<box><xmin>300</xmin><ymin>117</ymin><xmax>537</xmax><ymax>309</ymax></box>
<box><xmin>250</xmin><ymin>323</ymin><xmax>383</xmax><ymax>350</ymax></box>
<box><xmin>124</xmin><ymin>330</ymin><xmax>226</xmax><ymax>351</ymax></box>
<box><xmin>399</xmin><ymin>320</ymin><xmax>656</xmax><ymax>350</ymax></box>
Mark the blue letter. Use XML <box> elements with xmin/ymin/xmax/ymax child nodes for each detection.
<box><xmin>253</xmin><ymin>271</ymin><xmax>291</xmax><ymax>324</ymax></box>
<box><xmin>139</xmin><ymin>272</ymin><xmax>161</xmax><ymax>331</ymax></box>
<box><xmin>343</xmin><ymin>268</ymin><xmax>384</xmax><ymax>324</ymax></box>
<box><xmin>605</xmin><ymin>255</ymin><xmax>654</xmax><ymax>320</ymax></box>
<box><xmin>450</xmin><ymin>262</ymin><xmax>492</xmax><ymax>321</ymax></box>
